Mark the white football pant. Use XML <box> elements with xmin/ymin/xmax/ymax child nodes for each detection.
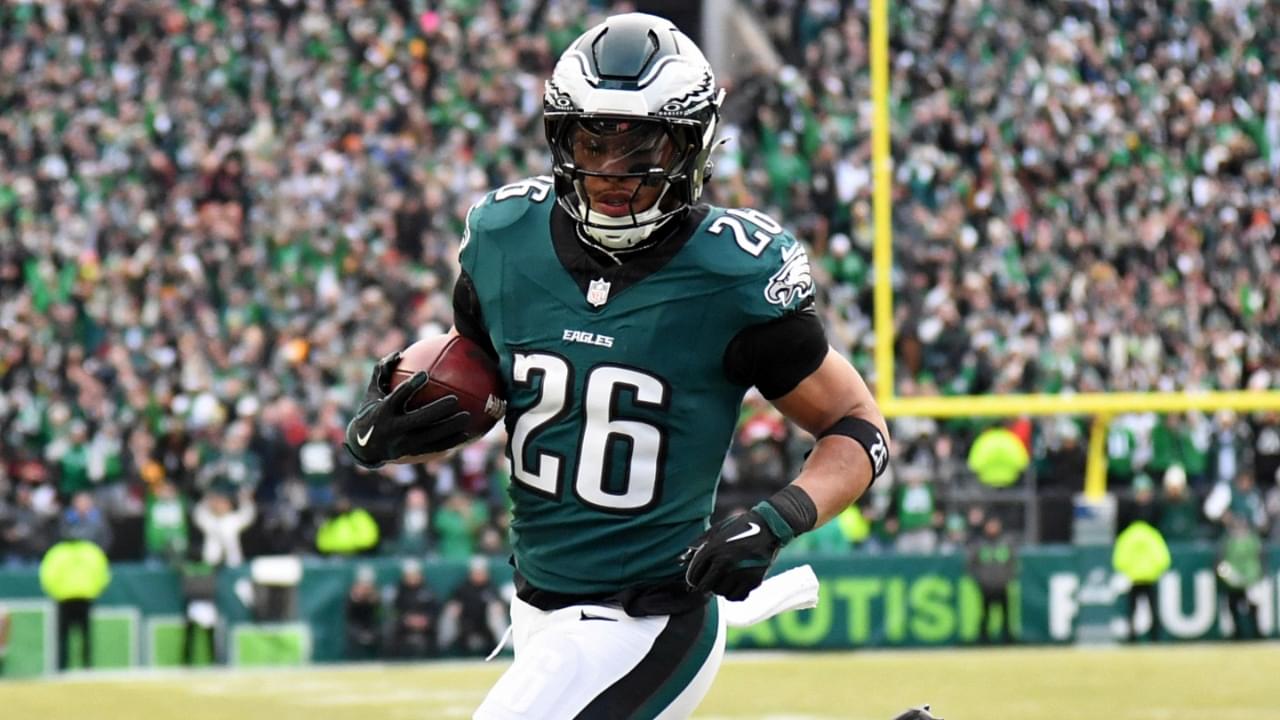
<box><xmin>474</xmin><ymin>595</ymin><xmax>725</xmax><ymax>720</ymax></box>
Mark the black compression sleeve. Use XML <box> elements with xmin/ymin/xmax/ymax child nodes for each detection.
<box><xmin>723</xmin><ymin>303</ymin><xmax>829</xmax><ymax>399</ymax></box>
<box><xmin>451</xmin><ymin>271</ymin><xmax>499</xmax><ymax>363</ymax></box>
<box><xmin>766</xmin><ymin>484</ymin><xmax>819</xmax><ymax>535</ymax></box>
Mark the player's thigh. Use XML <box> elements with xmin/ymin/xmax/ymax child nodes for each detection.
<box><xmin>475</xmin><ymin>600</ymin><xmax>666</xmax><ymax>720</ymax></box>
<box><xmin>650</xmin><ymin>598</ymin><xmax>726</xmax><ymax>720</ymax></box>
<box><xmin>475</xmin><ymin>598</ymin><xmax>723</xmax><ymax>720</ymax></box>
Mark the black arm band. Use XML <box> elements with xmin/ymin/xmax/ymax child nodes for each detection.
<box><xmin>818</xmin><ymin>416</ymin><xmax>890</xmax><ymax>481</ymax></box>
<box><xmin>764</xmin><ymin>484</ymin><xmax>819</xmax><ymax>536</ymax></box>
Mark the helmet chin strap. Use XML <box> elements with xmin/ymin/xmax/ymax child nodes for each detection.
<box><xmin>577</xmin><ymin>184</ymin><xmax>674</xmax><ymax>250</ymax></box>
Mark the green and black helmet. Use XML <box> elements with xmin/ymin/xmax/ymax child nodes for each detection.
<box><xmin>543</xmin><ymin>13</ymin><xmax>725</xmax><ymax>250</ymax></box>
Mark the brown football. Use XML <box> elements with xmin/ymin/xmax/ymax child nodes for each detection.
<box><xmin>389</xmin><ymin>334</ymin><xmax>506</xmax><ymax>440</ymax></box>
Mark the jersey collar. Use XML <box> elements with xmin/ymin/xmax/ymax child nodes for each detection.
<box><xmin>549</xmin><ymin>203</ymin><xmax>709</xmax><ymax>309</ymax></box>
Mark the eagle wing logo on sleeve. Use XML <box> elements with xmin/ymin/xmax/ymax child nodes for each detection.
<box><xmin>764</xmin><ymin>243</ymin><xmax>815</xmax><ymax>307</ymax></box>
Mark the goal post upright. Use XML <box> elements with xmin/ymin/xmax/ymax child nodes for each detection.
<box><xmin>870</xmin><ymin>0</ymin><xmax>896</xmax><ymax>405</ymax></box>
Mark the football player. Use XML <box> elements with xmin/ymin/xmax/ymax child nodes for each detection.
<box><xmin>346</xmin><ymin>13</ymin><xmax>889</xmax><ymax>719</ymax></box>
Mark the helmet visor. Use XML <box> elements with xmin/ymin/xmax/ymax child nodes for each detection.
<box><xmin>563</xmin><ymin>118</ymin><xmax>686</xmax><ymax>175</ymax></box>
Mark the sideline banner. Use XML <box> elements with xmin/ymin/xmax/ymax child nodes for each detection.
<box><xmin>1</xmin><ymin>544</ymin><xmax>1276</xmax><ymax>675</ymax></box>
<box><xmin>736</xmin><ymin>544</ymin><xmax>1280</xmax><ymax>649</ymax></box>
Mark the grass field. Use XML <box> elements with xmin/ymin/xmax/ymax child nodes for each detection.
<box><xmin>1</xmin><ymin>643</ymin><xmax>1276</xmax><ymax>720</ymax></box>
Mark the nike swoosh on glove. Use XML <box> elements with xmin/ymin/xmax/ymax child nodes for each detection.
<box><xmin>683</xmin><ymin>503</ymin><xmax>792</xmax><ymax>601</ymax></box>
<box><xmin>343</xmin><ymin>351</ymin><xmax>472</xmax><ymax>468</ymax></box>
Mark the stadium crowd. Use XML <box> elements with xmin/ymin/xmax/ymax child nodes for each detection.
<box><xmin>1</xmin><ymin>0</ymin><xmax>1278</xmax><ymax>570</ymax></box>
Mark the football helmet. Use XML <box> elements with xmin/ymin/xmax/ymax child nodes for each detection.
<box><xmin>543</xmin><ymin>13</ymin><xmax>725</xmax><ymax>250</ymax></box>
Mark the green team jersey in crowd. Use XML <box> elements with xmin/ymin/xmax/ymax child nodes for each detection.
<box><xmin>456</xmin><ymin>176</ymin><xmax>818</xmax><ymax>596</ymax></box>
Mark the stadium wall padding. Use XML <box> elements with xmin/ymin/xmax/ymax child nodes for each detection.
<box><xmin>1</xmin><ymin>544</ymin><xmax>1276</xmax><ymax>676</ymax></box>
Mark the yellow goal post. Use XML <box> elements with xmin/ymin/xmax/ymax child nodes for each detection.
<box><xmin>867</xmin><ymin>0</ymin><xmax>1280</xmax><ymax>501</ymax></box>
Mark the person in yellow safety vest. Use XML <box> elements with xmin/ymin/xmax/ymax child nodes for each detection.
<box><xmin>1111</xmin><ymin>519</ymin><xmax>1171</xmax><ymax>642</ymax></box>
<box><xmin>967</xmin><ymin>426</ymin><xmax>1030</xmax><ymax>488</ymax></box>
<box><xmin>316</xmin><ymin>498</ymin><xmax>380</xmax><ymax>555</ymax></box>
<box><xmin>39</xmin><ymin>539</ymin><xmax>111</xmax><ymax>670</ymax></box>
<box><xmin>837</xmin><ymin>504</ymin><xmax>871</xmax><ymax>545</ymax></box>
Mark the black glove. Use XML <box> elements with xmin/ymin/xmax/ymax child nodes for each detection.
<box><xmin>683</xmin><ymin>486</ymin><xmax>817</xmax><ymax>601</ymax></box>
<box><xmin>343</xmin><ymin>351</ymin><xmax>472</xmax><ymax>468</ymax></box>
<box><xmin>683</xmin><ymin>504</ymin><xmax>791</xmax><ymax>601</ymax></box>
<box><xmin>892</xmin><ymin>705</ymin><xmax>942</xmax><ymax>720</ymax></box>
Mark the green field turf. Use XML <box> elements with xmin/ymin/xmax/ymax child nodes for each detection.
<box><xmin>1</xmin><ymin>643</ymin><xmax>1275</xmax><ymax>720</ymax></box>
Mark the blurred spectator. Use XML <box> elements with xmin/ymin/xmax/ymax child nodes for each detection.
<box><xmin>1156</xmin><ymin>466</ymin><xmax>1201</xmax><ymax>542</ymax></box>
<box><xmin>299</xmin><ymin>427</ymin><xmax>338</xmax><ymax>511</ymax></box>
<box><xmin>1151</xmin><ymin>415</ymin><xmax>1212</xmax><ymax>491</ymax></box>
<box><xmin>475</xmin><ymin>524</ymin><xmax>507</xmax><ymax>558</ymax></box>
<box><xmin>434</xmin><ymin>492</ymin><xmax>489</xmax><ymax>562</ymax></box>
<box><xmin>1267</xmin><ymin>486</ymin><xmax>1280</xmax><ymax>544</ymax></box>
<box><xmin>144</xmin><ymin>482</ymin><xmax>188</xmax><ymax>563</ymax></box>
<box><xmin>887</xmin><ymin>472</ymin><xmax>940</xmax><ymax>554</ymax></box>
<box><xmin>1121</xmin><ymin>474</ymin><xmax>1160</xmax><ymax>528</ymax></box>
<box><xmin>1210</xmin><ymin>411</ymin><xmax>1246</xmax><ymax>487</ymax></box>
<box><xmin>735</xmin><ymin>393</ymin><xmax>790</xmax><ymax>494</ymax></box>
<box><xmin>48</xmin><ymin>421</ymin><xmax>92</xmax><ymax>498</ymax></box>
<box><xmin>821</xmin><ymin>233</ymin><xmax>867</xmax><ymax>290</ymax></box>
<box><xmin>931</xmin><ymin>435</ymin><xmax>966</xmax><ymax>482</ymax></box>
<box><xmin>968</xmin><ymin>516</ymin><xmax>1017</xmax><ymax>644</ymax></box>
<box><xmin>197</xmin><ymin>423</ymin><xmax>263</xmax><ymax>496</ymax></box>
<box><xmin>1205</xmin><ymin>471</ymin><xmax>1269</xmax><ymax>534</ymax></box>
<box><xmin>713</xmin><ymin>394</ymin><xmax>790</xmax><ymax>520</ymax></box>
<box><xmin>393</xmin><ymin>188</ymin><xmax>432</xmax><ymax>261</ymax></box>
<box><xmin>439</xmin><ymin>557</ymin><xmax>508</xmax><ymax>657</ymax></box>
<box><xmin>1039</xmin><ymin>421</ymin><xmax>1087</xmax><ymax>492</ymax></box>
<box><xmin>1250</xmin><ymin>412</ymin><xmax>1280</xmax><ymax>491</ymax></box>
<box><xmin>1215</xmin><ymin>516</ymin><xmax>1264</xmax><ymax>641</ymax></box>
<box><xmin>391</xmin><ymin>559</ymin><xmax>439</xmax><ymax>659</ymax></box>
<box><xmin>1106</xmin><ymin>421</ymin><xmax>1139</xmax><ymax>489</ymax></box>
<box><xmin>966</xmin><ymin>426</ymin><xmax>1029</xmax><ymax>488</ymax></box>
<box><xmin>859</xmin><ymin>486</ymin><xmax>895</xmax><ymax>552</ymax></box>
<box><xmin>1112</xmin><ymin>519</ymin><xmax>1170</xmax><ymax>643</ymax></box>
<box><xmin>345</xmin><ymin>565</ymin><xmax>383</xmax><ymax>660</ymax></box>
<box><xmin>393</xmin><ymin>487</ymin><xmax>432</xmax><ymax>556</ymax></box>
<box><xmin>938</xmin><ymin>512</ymin><xmax>969</xmax><ymax>554</ymax></box>
<box><xmin>179</xmin><ymin>562</ymin><xmax>219</xmax><ymax>666</ymax></box>
<box><xmin>39</xmin><ymin>539</ymin><xmax>111</xmax><ymax>671</ymax></box>
<box><xmin>315</xmin><ymin>497</ymin><xmax>380</xmax><ymax>556</ymax></box>
<box><xmin>197</xmin><ymin>150</ymin><xmax>248</xmax><ymax>242</ymax></box>
<box><xmin>2</xmin><ymin>484</ymin><xmax>55</xmax><ymax>564</ymax></box>
<box><xmin>59</xmin><ymin>493</ymin><xmax>112</xmax><ymax>553</ymax></box>
<box><xmin>193</xmin><ymin>490</ymin><xmax>256</xmax><ymax>568</ymax></box>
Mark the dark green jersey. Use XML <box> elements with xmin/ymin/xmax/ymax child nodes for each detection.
<box><xmin>457</xmin><ymin>176</ymin><xmax>819</xmax><ymax>595</ymax></box>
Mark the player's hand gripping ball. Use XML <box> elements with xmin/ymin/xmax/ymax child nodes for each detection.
<box><xmin>344</xmin><ymin>335</ymin><xmax>505</xmax><ymax>467</ymax></box>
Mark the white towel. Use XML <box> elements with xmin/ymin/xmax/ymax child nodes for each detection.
<box><xmin>720</xmin><ymin>564</ymin><xmax>820</xmax><ymax>627</ymax></box>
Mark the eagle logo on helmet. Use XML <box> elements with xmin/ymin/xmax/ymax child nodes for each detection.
<box><xmin>657</xmin><ymin>70</ymin><xmax>716</xmax><ymax>116</ymax></box>
<box><xmin>546</xmin><ymin>78</ymin><xmax>575</xmax><ymax>110</ymax></box>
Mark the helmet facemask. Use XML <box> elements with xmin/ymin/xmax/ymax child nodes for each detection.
<box><xmin>547</xmin><ymin>114</ymin><xmax>708</xmax><ymax>250</ymax></box>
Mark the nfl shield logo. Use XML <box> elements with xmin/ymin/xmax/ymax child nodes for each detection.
<box><xmin>587</xmin><ymin>278</ymin><xmax>611</xmax><ymax>307</ymax></box>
